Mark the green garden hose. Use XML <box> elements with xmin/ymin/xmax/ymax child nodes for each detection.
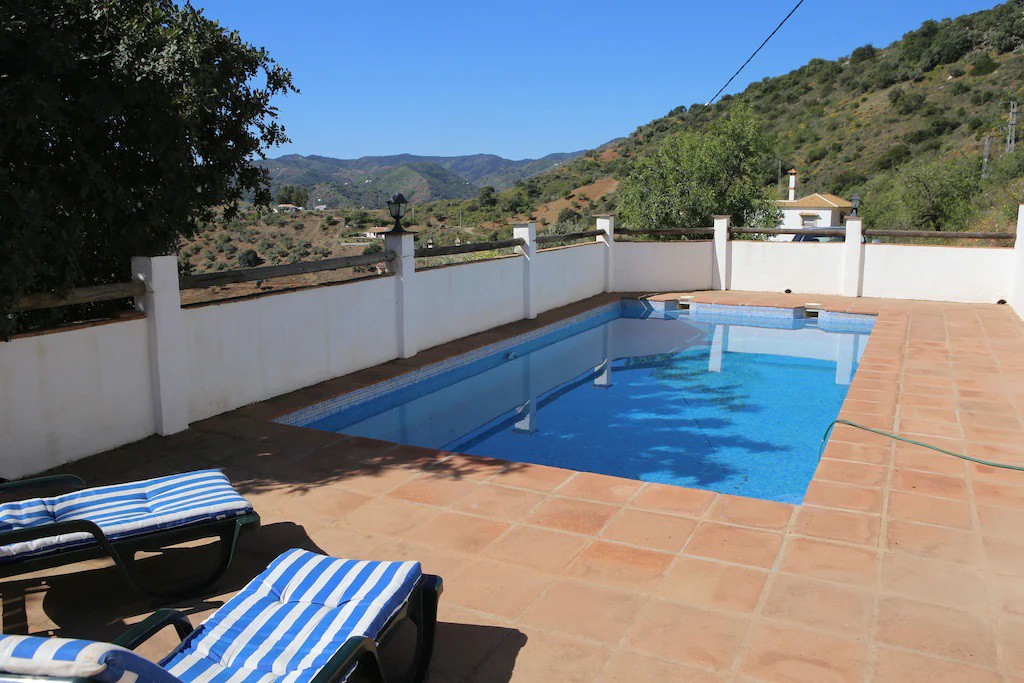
<box><xmin>820</xmin><ymin>419</ymin><xmax>1024</xmax><ymax>472</ymax></box>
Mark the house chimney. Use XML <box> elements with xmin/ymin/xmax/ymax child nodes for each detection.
<box><xmin>788</xmin><ymin>169</ymin><xmax>798</xmax><ymax>201</ymax></box>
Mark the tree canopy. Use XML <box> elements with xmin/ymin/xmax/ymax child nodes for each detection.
<box><xmin>617</xmin><ymin>105</ymin><xmax>780</xmax><ymax>231</ymax></box>
<box><xmin>0</xmin><ymin>0</ymin><xmax>295</xmax><ymax>334</ymax></box>
<box><xmin>276</xmin><ymin>185</ymin><xmax>310</xmax><ymax>207</ymax></box>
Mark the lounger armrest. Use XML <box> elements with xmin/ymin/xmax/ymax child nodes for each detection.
<box><xmin>0</xmin><ymin>475</ymin><xmax>86</xmax><ymax>495</ymax></box>
<box><xmin>113</xmin><ymin>609</ymin><xmax>194</xmax><ymax>650</ymax></box>
<box><xmin>0</xmin><ymin>519</ymin><xmax>109</xmax><ymax>551</ymax></box>
<box><xmin>309</xmin><ymin>636</ymin><xmax>385</xmax><ymax>683</ymax></box>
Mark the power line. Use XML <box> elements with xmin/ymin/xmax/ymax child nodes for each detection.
<box><xmin>688</xmin><ymin>0</ymin><xmax>807</xmax><ymax>125</ymax></box>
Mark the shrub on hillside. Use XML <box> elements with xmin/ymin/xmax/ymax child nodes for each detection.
<box><xmin>238</xmin><ymin>249</ymin><xmax>262</xmax><ymax>268</ymax></box>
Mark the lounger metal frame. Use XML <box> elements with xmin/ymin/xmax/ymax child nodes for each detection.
<box><xmin>0</xmin><ymin>475</ymin><xmax>259</xmax><ymax>599</ymax></box>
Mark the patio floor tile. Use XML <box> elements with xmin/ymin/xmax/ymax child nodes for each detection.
<box><xmin>626</xmin><ymin>599</ymin><xmax>749</xmax><ymax>670</ymax></box>
<box><xmin>520</xmin><ymin>579</ymin><xmax>645</xmax><ymax>643</ymax></box>
<box><xmin>705</xmin><ymin>495</ymin><xmax>794</xmax><ymax>530</ymax></box>
<box><xmin>483</xmin><ymin>525</ymin><xmax>591</xmax><ymax>573</ymax></box>
<box><xmin>876</xmin><ymin>596</ymin><xmax>998</xmax><ymax>667</ymax></box>
<box><xmin>793</xmin><ymin>506</ymin><xmax>880</xmax><ymax>547</ymax></box>
<box><xmin>525</xmin><ymin>496</ymin><xmax>618</xmax><ymax>536</ymax></box>
<box><xmin>761</xmin><ymin>573</ymin><xmax>873</xmax><ymax>635</ymax></box>
<box><xmin>683</xmin><ymin>522</ymin><xmax>784</xmax><ymax>569</ymax></box>
<box><xmin>444</xmin><ymin>558</ymin><xmax>551</xmax><ymax>620</ymax></box>
<box><xmin>565</xmin><ymin>541</ymin><xmax>674</xmax><ymax>592</ymax></box>
<box><xmin>738</xmin><ymin>622</ymin><xmax>868</xmax><ymax>683</ymax></box>
<box><xmin>656</xmin><ymin>555</ymin><xmax>767</xmax><ymax>613</ymax></box>
<box><xmin>599</xmin><ymin>508</ymin><xmax>697</xmax><ymax>552</ymax></box>
<box><xmin>780</xmin><ymin>537</ymin><xmax>878</xmax><ymax>587</ymax></box>
<box><xmin>557</xmin><ymin>472</ymin><xmax>643</xmax><ymax>504</ymax></box>
<box><xmin>872</xmin><ymin>647</ymin><xmax>1002</xmax><ymax>683</ymax></box>
<box><xmin>451</xmin><ymin>484</ymin><xmax>547</xmax><ymax>521</ymax></box>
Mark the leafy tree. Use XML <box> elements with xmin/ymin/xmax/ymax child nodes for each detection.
<box><xmin>865</xmin><ymin>157</ymin><xmax>980</xmax><ymax>232</ymax></box>
<box><xmin>362</xmin><ymin>242</ymin><xmax>384</xmax><ymax>255</ymax></box>
<box><xmin>556</xmin><ymin>208</ymin><xmax>582</xmax><ymax>226</ymax></box>
<box><xmin>1</xmin><ymin>0</ymin><xmax>294</xmax><ymax>335</ymax></box>
<box><xmin>276</xmin><ymin>185</ymin><xmax>309</xmax><ymax>207</ymax></box>
<box><xmin>617</xmin><ymin>104</ymin><xmax>780</xmax><ymax>230</ymax></box>
<box><xmin>850</xmin><ymin>45</ymin><xmax>877</xmax><ymax>64</ymax></box>
<box><xmin>476</xmin><ymin>186</ymin><xmax>498</xmax><ymax>208</ymax></box>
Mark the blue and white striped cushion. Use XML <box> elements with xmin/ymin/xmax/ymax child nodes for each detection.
<box><xmin>0</xmin><ymin>635</ymin><xmax>182</xmax><ymax>683</ymax></box>
<box><xmin>161</xmin><ymin>549</ymin><xmax>422</xmax><ymax>683</ymax></box>
<box><xmin>0</xmin><ymin>470</ymin><xmax>253</xmax><ymax>562</ymax></box>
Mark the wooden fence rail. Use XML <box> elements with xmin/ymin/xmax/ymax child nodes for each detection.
<box><xmin>11</xmin><ymin>281</ymin><xmax>147</xmax><ymax>313</ymax></box>
<box><xmin>615</xmin><ymin>228</ymin><xmax>714</xmax><ymax>237</ymax></box>
<box><xmin>535</xmin><ymin>229</ymin><xmax>606</xmax><ymax>245</ymax></box>
<box><xmin>730</xmin><ymin>227</ymin><xmax>846</xmax><ymax>237</ymax></box>
<box><xmin>862</xmin><ymin>229</ymin><xmax>1015</xmax><ymax>240</ymax></box>
<box><xmin>179</xmin><ymin>251</ymin><xmax>396</xmax><ymax>290</ymax></box>
<box><xmin>414</xmin><ymin>238</ymin><xmax>524</xmax><ymax>258</ymax></box>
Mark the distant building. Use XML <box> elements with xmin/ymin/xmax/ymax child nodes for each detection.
<box><xmin>775</xmin><ymin>169</ymin><xmax>853</xmax><ymax>238</ymax></box>
<box><xmin>314</xmin><ymin>204</ymin><xmax>328</xmax><ymax>211</ymax></box>
<box><xmin>363</xmin><ymin>226</ymin><xmax>391</xmax><ymax>239</ymax></box>
<box><xmin>276</xmin><ymin>203</ymin><xmax>302</xmax><ymax>213</ymax></box>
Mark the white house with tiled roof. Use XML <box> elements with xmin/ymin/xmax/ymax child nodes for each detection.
<box><xmin>777</xmin><ymin>169</ymin><xmax>853</xmax><ymax>229</ymax></box>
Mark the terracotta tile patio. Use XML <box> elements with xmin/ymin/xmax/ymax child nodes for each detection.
<box><xmin>4</xmin><ymin>291</ymin><xmax>1024</xmax><ymax>682</ymax></box>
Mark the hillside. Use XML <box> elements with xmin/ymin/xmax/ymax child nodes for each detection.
<box><xmin>182</xmin><ymin>1</ymin><xmax>1024</xmax><ymax>286</ymax></box>
<box><xmin>433</xmin><ymin>0</ymin><xmax>1024</xmax><ymax>235</ymax></box>
<box><xmin>256</xmin><ymin>149</ymin><xmax>586</xmax><ymax>207</ymax></box>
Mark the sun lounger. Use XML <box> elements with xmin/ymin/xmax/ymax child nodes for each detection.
<box><xmin>0</xmin><ymin>548</ymin><xmax>442</xmax><ymax>683</ymax></box>
<box><xmin>0</xmin><ymin>469</ymin><xmax>258</xmax><ymax>598</ymax></box>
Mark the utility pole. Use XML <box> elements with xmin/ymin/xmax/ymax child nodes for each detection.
<box><xmin>1007</xmin><ymin>101</ymin><xmax>1018</xmax><ymax>154</ymax></box>
<box><xmin>983</xmin><ymin>135</ymin><xmax>992</xmax><ymax>179</ymax></box>
<box><xmin>459</xmin><ymin>208</ymin><xmax>463</xmax><ymax>231</ymax></box>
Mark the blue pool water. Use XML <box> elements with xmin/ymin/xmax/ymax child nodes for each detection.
<box><xmin>289</xmin><ymin>303</ymin><xmax>874</xmax><ymax>503</ymax></box>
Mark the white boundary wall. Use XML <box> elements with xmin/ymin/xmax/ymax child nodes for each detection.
<box><xmin>729</xmin><ymin>242</ymin><xmax>845</xmax><ymax>296</ymax></box>
<box><xmin>613</xmin><ymin>241</ymin><xmax>714</xmax><ymax>292</ymax></box>
<box><xmin>184</xmin><ymin>275</ymin><xmax>400</xmax><ymax>423</ymax></box>
<box><xmin>4</xmin><ymin>206</ymin><xmax>1024</xmax><ymax>478</ymax></box>
<box><xmin>535</xmin><ymin>243</ymin><xmax>605</xmax><ymax>313</ymax></box>
<box><xmin>411</xmin><ymin>256</ymin><xmax>526</xmax><ymax>351</ymax></box>
<box><xmin>0</xmin><ymin>319</ymin><xmax>155</xmax><ymax>478</ymax></box>
<box><xmin>862</xmin><ymin>244</ymin><xmax>1012</xmax><ymax>303</ymax></box>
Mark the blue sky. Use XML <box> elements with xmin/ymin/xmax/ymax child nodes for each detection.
<box><xmin>193</xmin><ymin>0</ymin><xmax>1000</xmax><ymax>160</ymax></box>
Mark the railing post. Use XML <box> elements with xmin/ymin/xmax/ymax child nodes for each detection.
<box><xmin>513</xmin><ymin>222</ymin><xmax>537</xmax><ymax>319</ymax></box>
<box><xmin>712</xmin><ymin>215</ymin><xmax>731</xmax><ymax>290</ymax></box>
<box><xmin>385</xmin><ymin>231</ymin><xmax>418</xmax><ymax>358</ymax></box>
<box><xmin>131</xmin><ymin>255</ymin><xmax>188</xmax><ymax>436</ymax></box>
<box><xmin>842</xmin><ymin>215</ymin><xmax>864</xmax><ymax>297</ymax></box>
<box><xmin>1012</xmin><ymin>203</ymin><xmax>1024</xmax><ymax>312</ymax></box>
<box><xmin>596</xmin><ymin>215</ymin><xmax>615</xmax><ymax>293</ymax></box>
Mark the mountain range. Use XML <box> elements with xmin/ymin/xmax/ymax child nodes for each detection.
<box><xmin>257</xmin><ymin>151</ymin><xmax>586</xmax><ymax>207</ymax></box>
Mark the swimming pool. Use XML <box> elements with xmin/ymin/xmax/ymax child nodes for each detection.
<box><xmin>279</xmin><ymin>301</ymin><xmax>875</xmax><ymax>503</ymax></box>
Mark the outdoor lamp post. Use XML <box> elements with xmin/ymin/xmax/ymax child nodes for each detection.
<box><xmin>851</xmin><ymin>193</ymin><xmax>861</xmax><ymax>217</ymax></box>
<box><xmin>386</xmin><ymin>193</ymin><xmax>410</xmax><ymax>233</ymax></box>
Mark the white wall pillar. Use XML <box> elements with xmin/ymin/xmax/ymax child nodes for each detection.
<box><xmin>514</xmin><ymin>222</ymin><xmax>537</xmax><ymax>319</ymax></box>
<box><xmin>385</xmin><ymin>232</ymin><xmax>418</xmax><ymax>358</ymax></box>
<box><xmin>131</xmin><ymin>255</ymin><xmax>188</xmax><ymax>435</ymax></box>
<box><xmin>1011</xmin><ymin>204</ymin><xmax>1024</xmax><ymax>314</ymax></box>
<box><xmin>842</xmin><ymin>215</ymin><xmax>864</xmax><ymax>298</ymax></box>
<box><xmin>712</xmin><ymin>215</ymin><xmax>731</xmax><ymax>291</ymax></box>
<box><xmin>596</xmin><ymin>215</ymin><xmax>615</xmax><ymax>293</ymax></box>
